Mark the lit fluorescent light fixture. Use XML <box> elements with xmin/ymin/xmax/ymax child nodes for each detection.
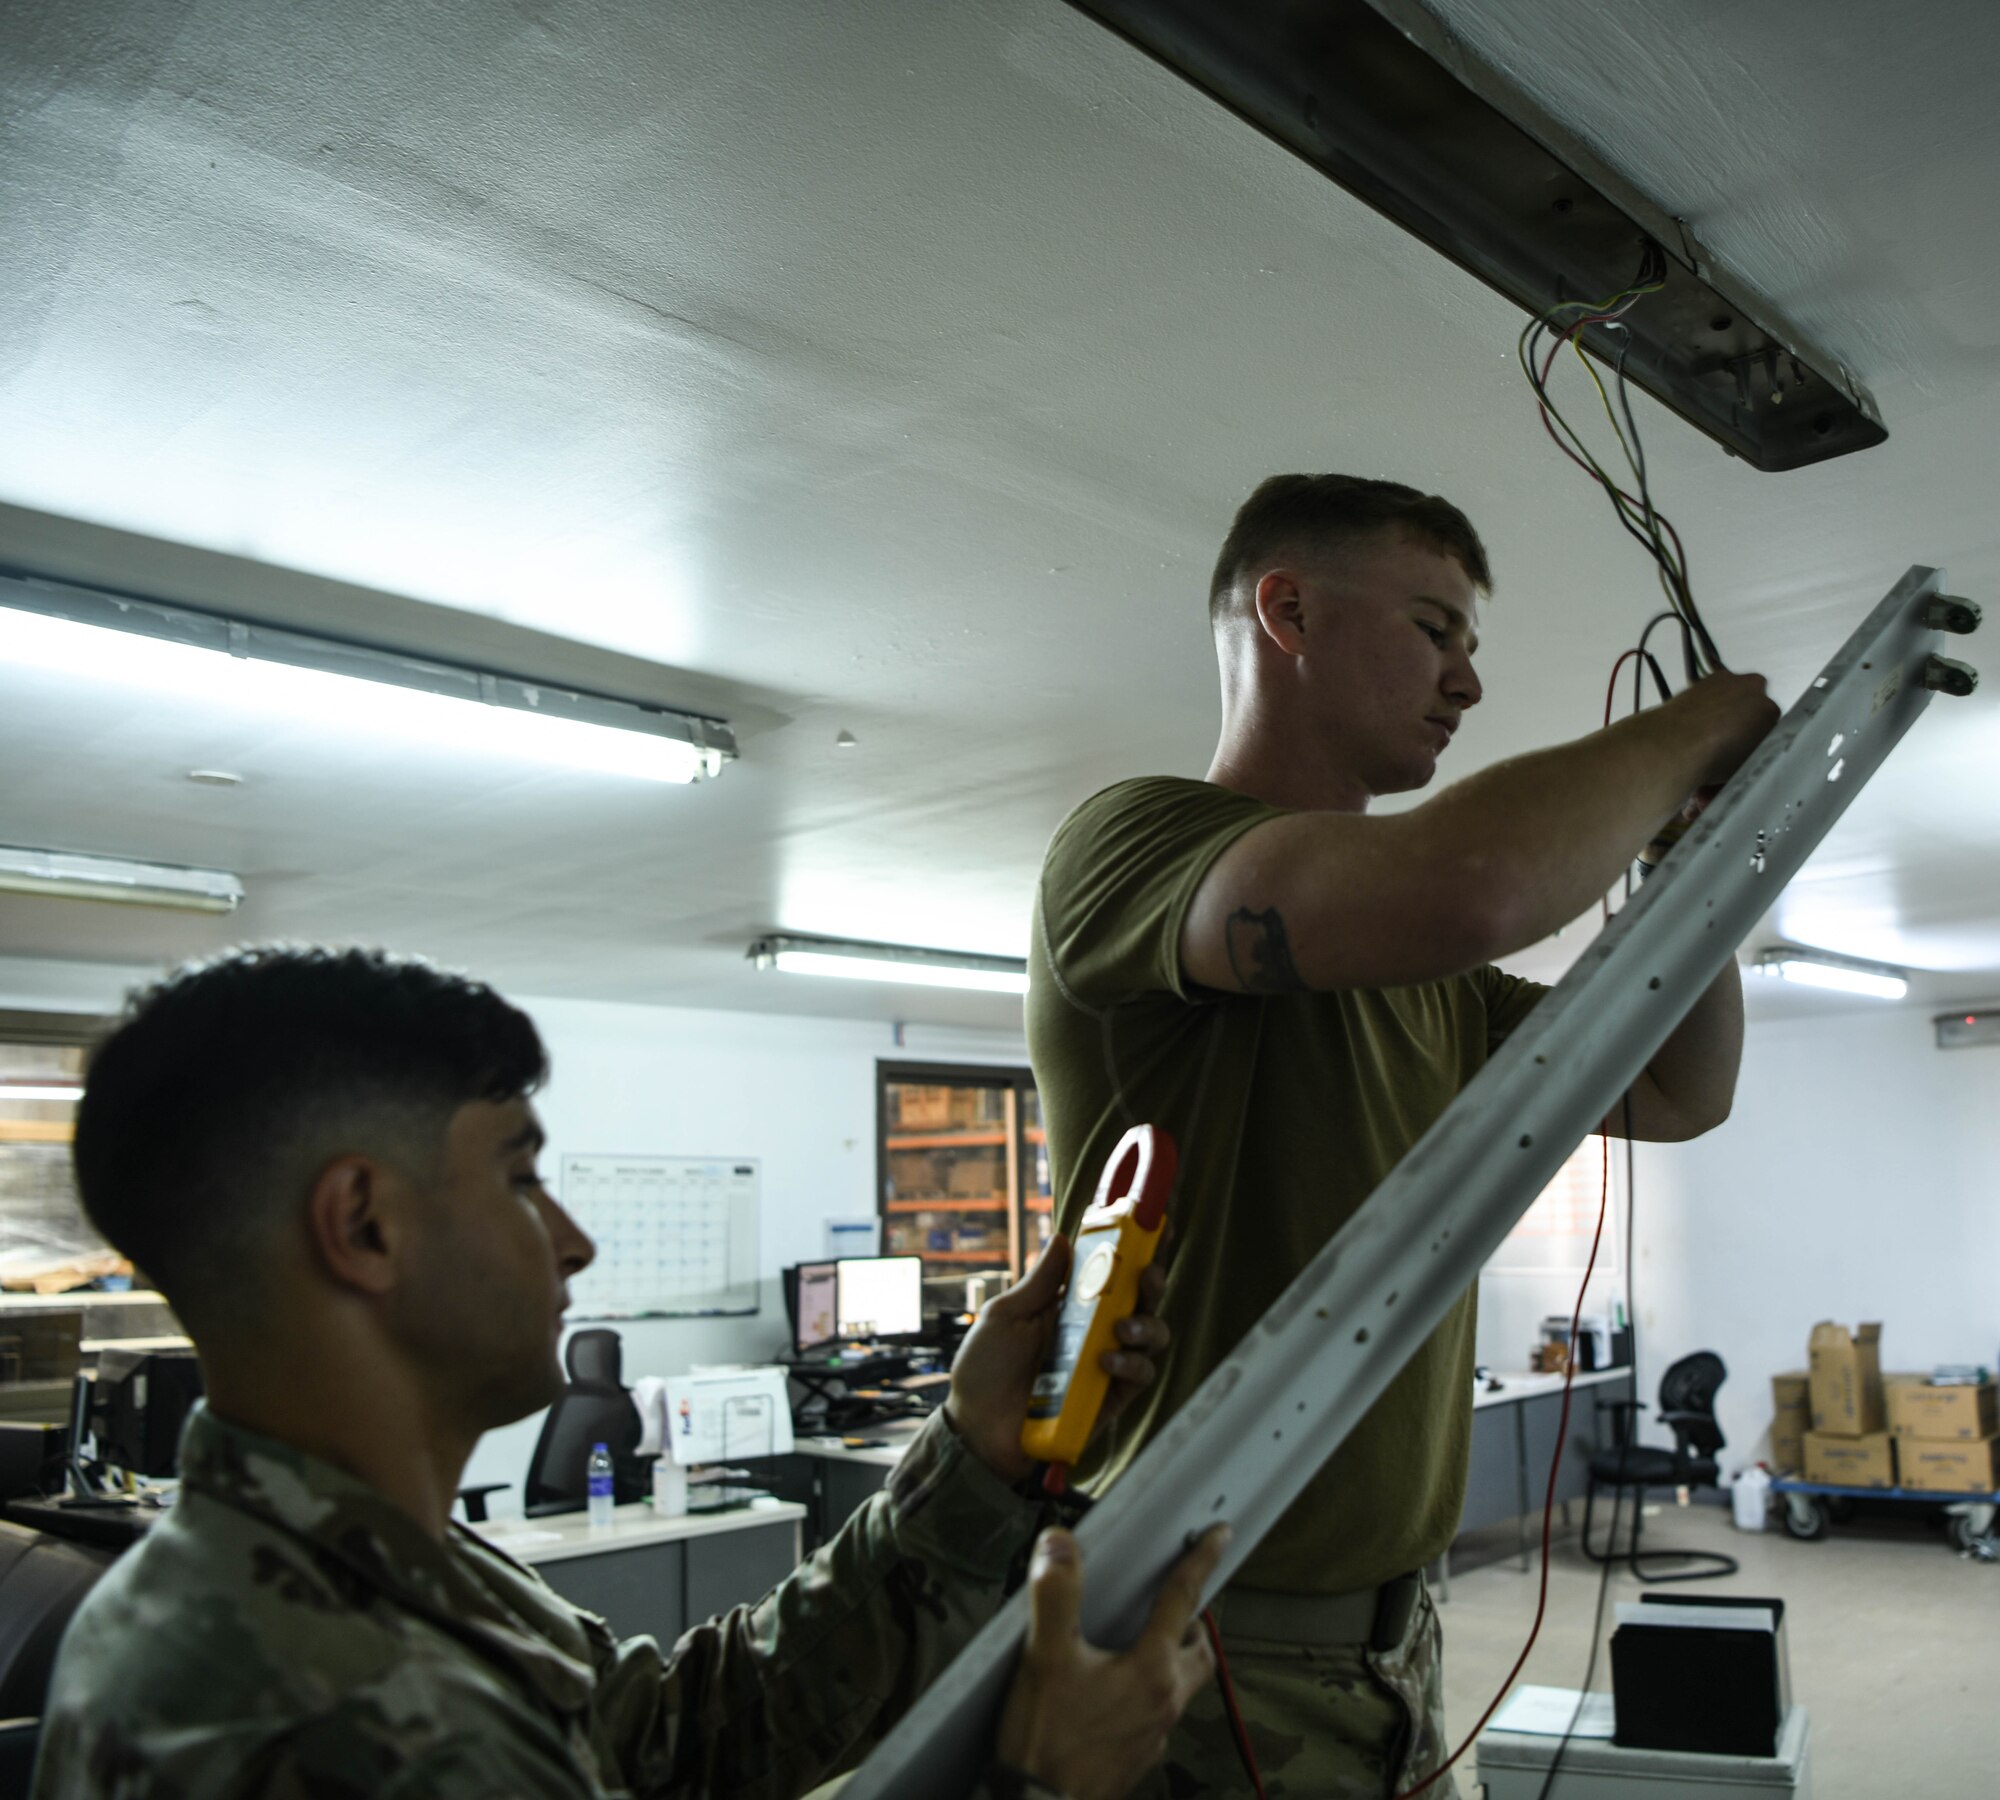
<box><xmin>0</xmin><ymin>1084</ymin><xmax>83</xmax><ymax>1103</ymax></box>
<box><xmin>749</xmin><ymin>935</ymin><xmax>1029</xmax><ymax>996</ymax></box>
<box><xmin>1</xmin><ymin>572</ymin><xmax>734</xmax><ymax>785</ymax></box>
<box><xmin>0</xmin><ymin>845</ymin><xmax>244</xmax><ymax>915</ymax></box>
<box><xmin>1755</xmin><ymin>946</ymin><xmax>1908</xmax><ymax>1001</ymax></box>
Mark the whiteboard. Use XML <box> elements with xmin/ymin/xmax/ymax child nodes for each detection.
<box><xmin>559</xmin><ymin>1155</ymin><xmax>760</xmax><ymax>1317</ymax></box>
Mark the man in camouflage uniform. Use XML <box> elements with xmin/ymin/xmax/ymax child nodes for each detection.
<box><xmin>34</xmin><ymin>946</ymin><xmax>1227</xmax><ymax>1800</ymax></box>
<box><xmin>1029</xmin><ymin>476</ymin><xmax>1772</xmax><ymax>1796</ymax></box>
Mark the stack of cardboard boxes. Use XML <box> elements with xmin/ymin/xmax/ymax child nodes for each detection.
<box><xmin>1772</xmin><ymin>1322</ymin><xmax>2000</xmax><ymax>1496</ymax></box>
<box><xmin>1768</xmin><ymin>1370</ymin><xmax>1809</xmax><ymax>1474</ymax></box>
<box><xmin>1889</xmin><ymin>1375</ymin><xmax>2000</xmax><ymax>1495</ymax></box>
<box><xmin>1801</xmin><ymin>1321</ymin><xmax>1894</xmax><ymax>1487</ymax></box>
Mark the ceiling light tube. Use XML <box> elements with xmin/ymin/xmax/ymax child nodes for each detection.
<box><xmin>0</xmin><ymin>845</ymin><xmax>244</xmax><ymax>914</ymax></box>
<box><xmin>1754</xmin><ymin>946</ymin><xmax>1908</xmax><ymax>1001</ymax></box>
<box><xmin>749</xmin><ymin>935</ymin><xmax>1029</xmax><ymax>996</ymax></box>
<box><xmin>0</xmin><ymin>1084</ymin><xmax>83</xmax><ymax>1103</ymax></box>
<box><xmin>1</xmin><ymin>572</ymin><xmax>735</xmax><ymax>785</ymax></box>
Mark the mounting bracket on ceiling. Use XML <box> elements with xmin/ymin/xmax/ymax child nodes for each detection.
<box><xmin>1067</xmin><ymin>0</ymin><xmax>1886</xmax><ymax>473</ymax></box>
<box><xmin>837</xmin><ymin>564</ymin><xmax>1977</xmax><ymax>1796</ymax></box>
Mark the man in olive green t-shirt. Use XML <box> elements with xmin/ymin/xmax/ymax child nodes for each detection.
<box><xmin>1028</xmin><ymin>474</ymin><xmax>1778</xmax><ymax>1799</ymax></box>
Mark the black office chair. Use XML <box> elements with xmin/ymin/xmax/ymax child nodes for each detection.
<box><xmin>522</xmin><ymin>1329</ymin><xmax>648</xmax><ymax>1518</ymax></box>
<box><xmin>0</xmin><ymin>1518</ymin><xmax>118</xmax><ymax>1798</ymax></box>
<box><xmin>1582</xmin><ymin>1350</ymin><xmax>1740</xmax><ymax>1583</ymax></box>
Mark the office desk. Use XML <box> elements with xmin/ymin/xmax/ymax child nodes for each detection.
<box><xmin>1455</xmin><ymin>1367</ymin><xmax>1634</xmax><ymax>1592</ymax></box>
<box><xmin>787</xmin><ymin>1431</ymin><xmax>920</xmax><ymax>1549</ymax></box>
<box><xmin>787</xmin><ymin>1368</ymin><xmax>1636</xmax><ymax>1584</ymax></box>
<box><xmin>477</xmin><ymin>1498</ymin><xmax>806</xmax><ymax>1643</ymax></box>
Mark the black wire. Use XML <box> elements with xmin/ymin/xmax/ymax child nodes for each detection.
<box><xmin>1609</xmin><ymin>329</ymin><xmax>1726</xmax><ymax>676</ymax></box>
<box><xmin>1636</xmin><ymin>610</ymin><xmax>1696</xmax><ymax>698</ymax></box>
<box><xmin>1518</xmin><ymin>244</ymin><xmax>1730</xmax><ymax>681</ymax></box>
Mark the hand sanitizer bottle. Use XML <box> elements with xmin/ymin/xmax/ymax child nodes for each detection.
<box><xmin>586</xmin><ymin>1443</ymin><xmax>615</xmax><ymax>1528</ymax></box>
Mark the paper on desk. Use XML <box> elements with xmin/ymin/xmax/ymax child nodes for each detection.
<box><xmin>664</xmin><ymin>1365</ymin><xmax>795</xmax><ymax>1465</ymax></box>
<box><xmin>1488</xmin><ymin>1686</ymin><xmax>1616</xmax><ymax>1738</ymax></box>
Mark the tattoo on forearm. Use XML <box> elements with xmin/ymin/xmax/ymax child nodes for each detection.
<box><xmin>1224</xmin><ymin>906</ymin><xmax>1306</xmax><ymax>994</ymax></box>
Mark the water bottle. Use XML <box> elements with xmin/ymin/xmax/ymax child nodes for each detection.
<box><xmin>586</xmin><ymin>1442</ymin><xmax>615</xmax><ymax>1528</ymax></box>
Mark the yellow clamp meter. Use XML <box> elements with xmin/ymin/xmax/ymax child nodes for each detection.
<box><xmin>1019</xmin><ymin>1122</ymin><xmax>1177</xmax><ymax>1492</ymax></box>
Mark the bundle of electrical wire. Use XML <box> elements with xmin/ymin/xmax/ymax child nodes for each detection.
<box><xmin>1517</xmin><ymin>243</ymin><xmax>1727</xmax><ymax>685</ymax></box>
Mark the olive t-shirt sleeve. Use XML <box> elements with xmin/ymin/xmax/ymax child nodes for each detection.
<box><xmin>1475</xmin><ymin>961</ymin><xmax>1551</xmax><ymax>1050</ymax></box>
<box><xmin>1037</xmin><ymin>777</ymin><xmax>1279</xmax><ymax>1008</ymax></box>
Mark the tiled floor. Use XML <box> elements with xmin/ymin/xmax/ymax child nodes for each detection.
<box><xmin>1436</xmin><ymin>1497</ymin><xmax>1996</xmax><ymax>1797</ymax></box>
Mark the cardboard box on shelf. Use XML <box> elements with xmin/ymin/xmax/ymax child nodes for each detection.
<box><xmin>1887</xmin><ymin>1378</ymin><xmax>1999</xmax><ymax>1442</ymax></box>
<box><xmin>1770</xmin><ymin>1371</ymin><xmax>1810</xmax><ymax>1413</ymax></box>
<box><xmin>1897</xmin><ymin>1436</ymin><xmax>2000</xmax><ymax>1496</ymax></box>
<box><xmin>1808</xmin><ymin>1321</ymin><xmax>1884</xmax><ymax>1436</ymax></box>
<box><xmin>1770</xmin><ymin>1419</ymin><xmax>1805</xmax><ymax>1474</ymax></box>
<box><xmin>946</xmin><ymin>1156</ymin><xmax>1005</xmax><ymax>1200</ymax></box>
<box><xmin>1802</xmin><ymin>1429</ymin><xmax>1896</xmax><ymax>1489</ymax></box>
<box><xmin>895</xmin><ymin>1086</ymin><xmax>953</xmax><ymax>1130</ymax></box>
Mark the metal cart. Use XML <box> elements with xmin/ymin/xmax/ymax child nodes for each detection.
<box><xmin>1768</xmin><ymin>1475</ymin><xmax>1998</xmax><ymax>1558</ymax></box>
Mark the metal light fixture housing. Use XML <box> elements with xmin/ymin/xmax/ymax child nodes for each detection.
<box><xmin>1754</xmin><ymin>944</ymin><xmax>1909</xmax><ymax>1001</ymax></box>
<box><xmin>748</xmin><ymin>934</ymin><xmax>1029</xmax><ymax>996</ymax></box>
<box><xmin>0</xmin><ymin>844</ymin><xmax>245</xmax><ymax>915</ymax></box>
<box><xmin>2</xmin><ymin>571</ymin><xmax>736</xmax><ymax>785</ymax></box>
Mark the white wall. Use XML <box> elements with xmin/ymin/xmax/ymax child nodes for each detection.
<box><xmin>1623</xmin><ymin>1001</ymin><xmax>2000</xmax><ymax>1477</ymax></box>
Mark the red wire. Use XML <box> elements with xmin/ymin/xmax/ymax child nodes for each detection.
<box><xmin>1201</xmin><ymin>1608</ymin><xmax>1269</xmax><ymax>1800</ymax></box>
<box><xmin>1391</xmin><ymin>1136</ymin><xmax>1612</xmax><ymax>1800</ymax></box>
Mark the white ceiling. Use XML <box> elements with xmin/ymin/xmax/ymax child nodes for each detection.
<box><xmin>2</xmin><ymin>0</ymin><xmax>1996</xmax><ymax>1031</ymax></box>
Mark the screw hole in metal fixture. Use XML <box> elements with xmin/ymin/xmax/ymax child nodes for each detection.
<box><xmin>1355</xmin><ymin>1328</ymin><xmax>1370</xmax><ymax>1344</ymax></box>
<box><xmin>1709</xmin><ymin>314</ymin><xmax>1732</xmax><ymax>331</ymax></box>
<box><xmin>1518</xmin><ymin>1134</ymin><xmax>1532</xmax><ymax>1148</ymax></box>
<box><xmin>1649</xmin><ymin>977</ymin><xmax>1662</xmax><ymax>990</ymax></box>
<box><xmin>1534</xmin><ymin>1053</ymin><xmax>1547</xmax><ymax>1064</ymax></box>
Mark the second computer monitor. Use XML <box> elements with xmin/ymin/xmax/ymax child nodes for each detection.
<box><xmin>793</xmin><ymin>1261</ymin><xmax>839</xmax><ymax>1352</ymax></box>
<box><xmin>836</xmin><ymin>1255</ymin><xmax>923</xmax><ymax>1341</ymax></box>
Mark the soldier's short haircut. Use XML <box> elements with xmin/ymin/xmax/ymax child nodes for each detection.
<box><xmin>75</xmin><ymin>946</ymin><xmax>547</xmax><ymax>1322</ymax></box>
<box><xmin>1208</xmin><ymin>474</ymin><xmax>1492</xmax><ymax>622</ymax></box>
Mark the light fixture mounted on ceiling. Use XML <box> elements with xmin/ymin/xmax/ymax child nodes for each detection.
<box><xmin>1</xmin><ymin>571</ymin><xmax>736</xmax><ymax>786</ymax></box>
<box><xmin>1754</xmin><ymin>945</ymin><xmax>1908</xmax><ymax>1001</ymax></box>
<box><xmin>748</xmin><ymin>934</ymin><xmax>1029</xmax><ymax>996</ymax></box>
<box><xmin>0</xmin><ymin>844</ymin><xmax>245</xmax><ymax>915</ymax></box>
<box><xmin>1068</xmin><ymin>0</ymin><xmax>1885</xmax><ymax>470</ymax></box>
<box><xmin>0</xmin><ymin>1083</ymin><xmax>84</xmax><ymax>1103</ymax></box>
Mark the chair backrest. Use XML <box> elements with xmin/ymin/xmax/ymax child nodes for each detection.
<box><xmin>0</xmin><ymin>1522</ymin><xmax>115</xmax><ymax>1721</ymax></box>
<box><xmin>1658</xmin><ymin>1351</ymin><xmax>1728</xmax><ymax>1460</ymax></box>
<box><xmin>523</xmin><ymin>1329</ymin><xmax>644</xmax><ymax>1516</ymax></box>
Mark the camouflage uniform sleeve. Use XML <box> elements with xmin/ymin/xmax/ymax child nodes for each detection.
<box><xmin>591</xmin><ymin>1409</ymin><xmax>1062</xmax><ymax>1800</ymax></box>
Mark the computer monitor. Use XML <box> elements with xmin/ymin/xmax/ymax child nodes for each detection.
<box><xmin>91</xmin><ymin>1348</ymin><xmax>203</xmax><ymax>1479</ymax></box>
<box><xmin>792</xmin><ymin>1261</ymin><xmax>839</xmax><ymax>1352</ymax></box>
<box><xmin>835</xmin><ymin>1256</ymin><xmax>923</xmax><ymax>1341</ymax></box>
